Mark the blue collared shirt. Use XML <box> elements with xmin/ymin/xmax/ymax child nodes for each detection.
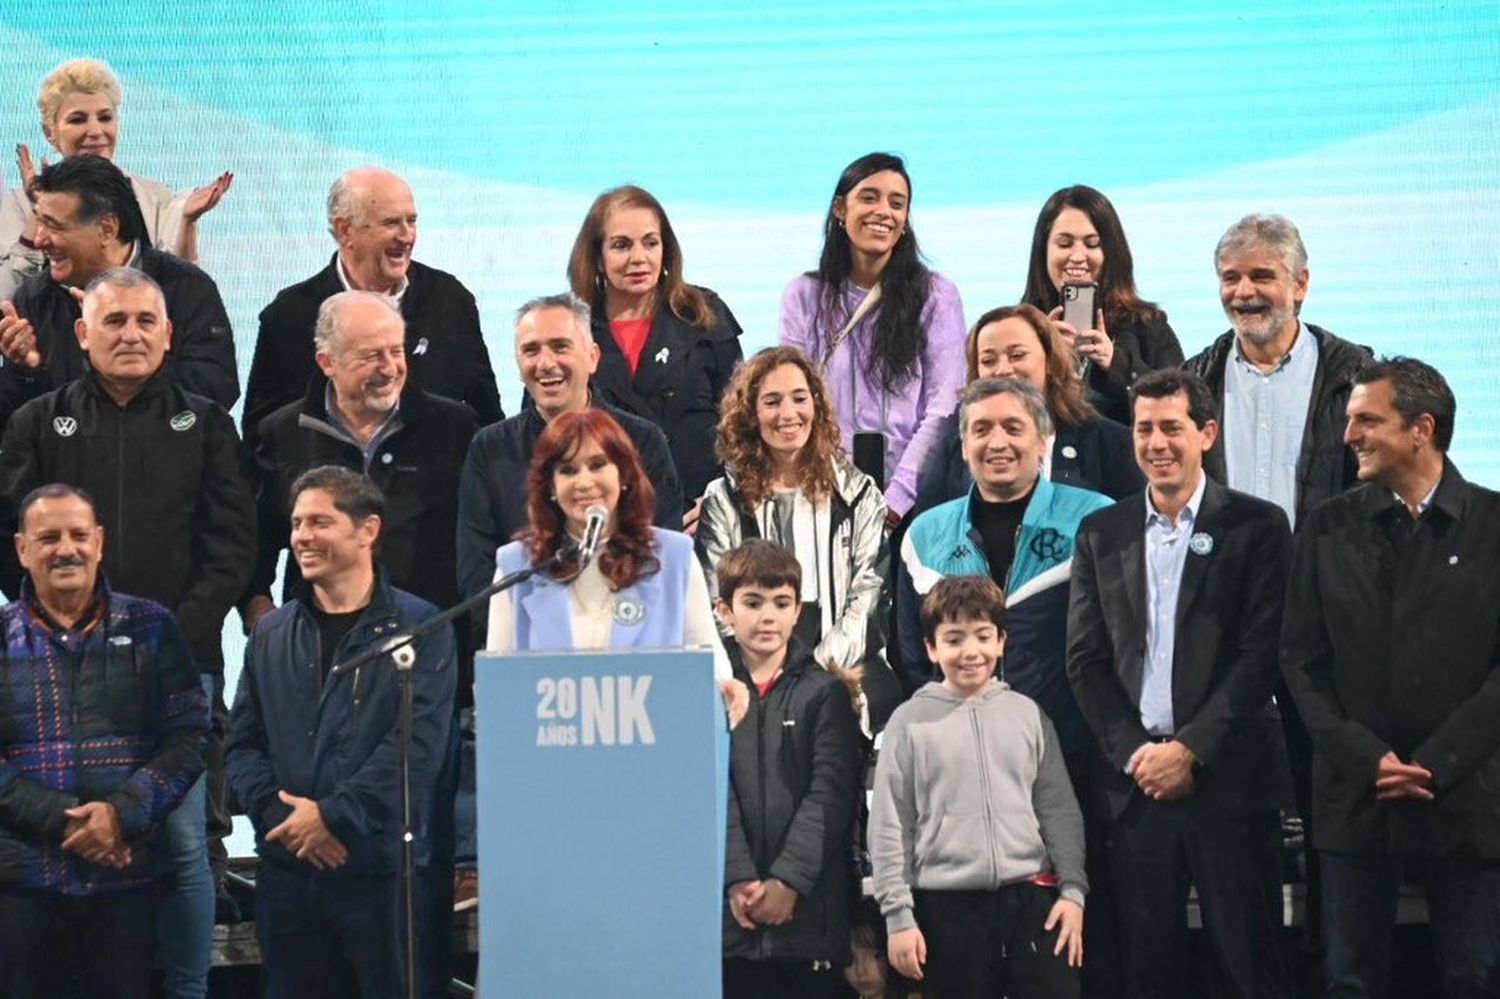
<box><xmin>1140</xmin><ymin>472</ymin><xmax>1208</xmax><ymax>736</ymax></box>
<box><xmin>321</xmin><ymin>383</ymin><xmax>403</xmax><ymax>468</ymax></box>
<box><xmin>1222</xmin><ymin>322</ymin><xmax>1318</xmax><ymax>529</ymax></box>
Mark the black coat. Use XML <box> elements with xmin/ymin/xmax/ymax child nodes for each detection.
<box><xmin>0</xmin><ymin>371</ymin><xmax>255</xmax><ymax>672</ymax></box>
<box><xmin>587</xmin><ymin>288</ymin><xmax>741</xmax><ymax>501</ymax></box>
<box><xmin>454</xmin><ymin>400</ymin><xmax>682</xmax><ymax>604</ymax></box>
<box><xmin>0</xmin><ymin>245</ymin><xmax>239</xmax><ymax>431</ymax></box>
<box><xmin>723</xmin><ymin>642</ymin><xmax>861</xmax><ymax>964</ymax></box>
<box><xmin>1085</xmin><ymin>309</ymin><xmax>1184</xmax><ymax>425</ymax></box>
<box><xmin>1186</xmin><ymin>324</ymin><xmax>1371</xmax><ymax>527</ymax></box>
<box><xmin>243</xmin><ymin>255</ymin><xmax>502</xmax><ymax>441</ymax></box>
<box><xmin>1067</xmin><ymin>478</ymin><xmax>1293</xmax><ymax>819</ymax></box>
<box><xmin>250</xmin><ymin>378</ymin><xmax>476</xmax><ymax>616</ymax></box>
<box><xmin>1281</xmin><ymin>462</ymin><xmax>1500</xmax><ymax>857</ymax></box>
<box><xmin>911</xmin><ymin>408</ymin><xmax>1143</xmax><ymax>519</ymax></box>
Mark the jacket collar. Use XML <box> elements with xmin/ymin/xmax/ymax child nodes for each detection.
<box><xmin>289</xmin><ymin>566</ymin><xmax>402</xmax><ymax>631</ymax></box>
<box><xmin>727</xmin><ymin>635</ymin><xmax>818</xmax><ymax>685</ymax></box>
<box><xmin>82</xmin><ymin>365</ymin><xmax>176</xmax><ymax>409</ymax></box>
<box><xmin>1359</xmin><ymin>457</ymin><xmax>1467</xmax><ymax>523</ymax></box>
<box><xmin>298</xmin><ymin>374</ymin><xmax>430</xmax><ymax>426</ymax></box>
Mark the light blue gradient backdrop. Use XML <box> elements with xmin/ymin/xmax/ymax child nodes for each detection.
<box><xmin>3</xmin><ymin>3</ymin><xmax>1498</xmax><ymax>849</ymax></box>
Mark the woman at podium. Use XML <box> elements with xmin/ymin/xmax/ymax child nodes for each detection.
<box><xmin>485</xmin><ymin>408</ymin><xmax>747</xmax><ymax>724</ymax></box>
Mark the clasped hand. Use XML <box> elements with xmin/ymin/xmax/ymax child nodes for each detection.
<box><xmin>1129</xmin><ymin>740</ymin><xmax>1196</xmax><ymax>801</ymax></box>
<box><xmin>266</xmin><ymin>791</ymin><xmax>349</xmax><ymax>870</ymax></box>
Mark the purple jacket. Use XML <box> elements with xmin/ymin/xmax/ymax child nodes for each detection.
<box><xmin>778</xmin><ymin>273</ymin><xmax>967</xmax><ymax>516</ymax></box>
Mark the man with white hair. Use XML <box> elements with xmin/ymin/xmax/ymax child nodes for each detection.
<box><xmin>243</xmin><ymin>166</ymin><xmax>502</xmax><ymax>439</ymax></box>
<box><xmin>244</xmin><ymin>289</ymin><xmax>475</xmax><ymax>998</ymax></box>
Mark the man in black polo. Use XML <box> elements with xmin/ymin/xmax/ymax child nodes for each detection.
<box><xmin>0</xmin><ymin>155</ymin><xmax>238</xmax><ymax>431</ymax></box>
<box><xmin>1282</xmin><ymin>357</ymin><xmax>1500</xmax><ymax>997</ymax></box>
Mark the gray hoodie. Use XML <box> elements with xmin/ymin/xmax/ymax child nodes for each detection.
<box><xmin>868</xmin><ymin>680</ymin><xmax>1087</xmax><ymax>934</ymax></box>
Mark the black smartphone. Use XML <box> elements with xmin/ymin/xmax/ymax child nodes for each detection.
<box><xmin>853</xmin><ymin>431</ymin><xmax>885</xmax><ymax>489</ymax></box>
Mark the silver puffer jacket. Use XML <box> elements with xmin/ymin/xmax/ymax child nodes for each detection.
<box><xmin>696</xmin><ymin>457</ymin><xmax>887</xmax><ymax>671</ymax></box>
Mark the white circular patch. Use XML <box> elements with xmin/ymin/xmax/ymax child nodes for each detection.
<box><xmin>613</xmin><ymin>598</ymin><xmax>646</xmax><ymax>626</ymax></box>
<box><xmin>52</xmin><ymin>416</ymin><xmax>77</xmax><ymax>437</ymax></box>
<box><xmin>169</xmin><ymin>411</ymin><xmax>196</xmax><ymax>432</ymax></box>
<box><xmin>1188</xmin><ymin>532</ymin><xmax>1215</xmax><ymax>556</ymax></box>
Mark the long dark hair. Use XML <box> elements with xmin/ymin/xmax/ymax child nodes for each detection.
<box><xmin>1021</xmin><ymin>184</ymin><xmax>1160</xmax><ymax>329</ymax></box>
<box><xmin>809</xmin><ymin>152</ymin><xmax>932</xmax><ymax>393</ymax></box>
<box><xmin>567</xmin><ymin>185</ymin><xmax>715</xmax><ymax>330</ymax></box>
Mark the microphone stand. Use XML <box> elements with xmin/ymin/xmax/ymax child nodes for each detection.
<box><xmin>331</xmin><ymin>544</ymin><xmax>574</xmax><ymax>999</ymax></box>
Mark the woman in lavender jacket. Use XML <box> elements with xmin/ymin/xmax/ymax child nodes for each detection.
<box><xmin>778</xmin><ymin>152</ymin><xmax>967</xmax><ymax>521</ymax></box>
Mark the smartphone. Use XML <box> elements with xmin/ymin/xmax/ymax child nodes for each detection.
<box><xmin>853</xmin><ymin>431</ymin><xmax>886</xmax><ymax>489</ymax></box>
<box><xmin>1061</xmin><ymin>281</ymin><xmax>1097</xmax><ymax>334</ymax></box>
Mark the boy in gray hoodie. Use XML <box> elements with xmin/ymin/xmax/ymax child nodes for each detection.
<box><xmin>869</xmin><ymin>575</ymin><xmax>1086</xmax><ymax>997</ymax></box>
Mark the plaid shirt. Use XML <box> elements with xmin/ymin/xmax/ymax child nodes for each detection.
<box><xmin>0</xmin><ymin>580</ymin><xmax>207</xmax><ymax>895</ymax></box>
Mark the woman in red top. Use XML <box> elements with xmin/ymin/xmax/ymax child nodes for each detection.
<box><xmin>567</xmin><ymin>186</ymin><xmax>743</xmax><ymax>509</ymax></box>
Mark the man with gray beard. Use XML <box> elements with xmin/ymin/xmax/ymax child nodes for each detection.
<box><xmin>1186</xmin><ymin>213</ymin><xmax>1370</xmax><ymax>530</ymax></box>
<box><xmin>1185</xmin><ymin>214</ymin><xmax>1371</xmax><ymax>982</ymax></box>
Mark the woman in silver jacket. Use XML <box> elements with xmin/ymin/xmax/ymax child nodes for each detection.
<box><xmin>698</xmin><ymin>346</ymin><xmax>889</xmax><ymax>685</ymax></box>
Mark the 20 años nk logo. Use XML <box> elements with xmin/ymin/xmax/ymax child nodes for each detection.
<box><xmin>534</xmin><ymin>676</ymin><xmax>656</xmax><ymax>748</ymax></box>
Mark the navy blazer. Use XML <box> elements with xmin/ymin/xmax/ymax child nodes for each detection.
<box><xmin>1066</xmin><ymin>477</ymin><xmax>1293</xmax><ymax>819</ymax></box>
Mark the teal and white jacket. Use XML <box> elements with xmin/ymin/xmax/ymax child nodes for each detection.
<box><xmin>896</xmin><ymin>478</ymin><xmax>1111</xmax><ymax>756</ymax></box>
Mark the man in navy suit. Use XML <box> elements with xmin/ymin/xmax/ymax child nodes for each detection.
<box><xmin>1067</xmin><ymin>367</ymin><xmax>1292</xmax><ymax>999</ymax></box>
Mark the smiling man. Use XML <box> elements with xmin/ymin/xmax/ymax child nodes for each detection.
<box><xmin>455</xmin><ymin>292</ymin><xmax>682</xmax><ymax>608</ymax></box>
<box><xmin>0</xmin><ymin>156</ymin><xmax>238</xmax><ymax>432</ymax></box>
<box><xmin>227</xmin><ymin>466</ymin><xmax>455</xmax><ymax>999</ymax></box>
<box><xmin>1282</xmin><ymin>358</ymin><xmax>1500</xmax><ymax>997</ymax></box>
<box><xmin>242</xmin><ymin>166</ymin><xmax>502</xmax><ymax>441</ymax></box>
<box><xmin>0</xmin><ymin>483</ymin><xmax>208</xmax><ymax>999</ymax></box>
<box><xmin>1066</xmin><ymin>368</ymin><xmax>1293</xmax><ymax>998</ymax></box>
<box><xmin>1186</xmin><ymin>213</ymin><xmax>1370</xmax><ymax>531</ymax></box>
<box><xmin>0</xmin><ymin>266</ymin><xmax>254</xmax><ymax>997</ymax></box>
<box><xmin>896</xmin><ymin>377</ymin><xmax>1110</xmax><ymax>756</ymax></box>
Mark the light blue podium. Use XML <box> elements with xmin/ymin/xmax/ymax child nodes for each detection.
<box><xmin>474</xmin><ymin>649</ymin><xmax>728</xmax><ymax>997</ymax></box>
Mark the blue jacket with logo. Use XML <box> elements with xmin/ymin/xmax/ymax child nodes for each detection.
<box><xmin>896</xmin><ymin>479</ymin><xmax>1112</xmax><ymax>757</ymax></box>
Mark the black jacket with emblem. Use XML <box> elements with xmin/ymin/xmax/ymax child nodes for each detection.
<box><xmin>243</xmin><ymin>255</ymin><xmax>503</xmax><ymax>444</ymax></box>
<box><xmin>587</xmin><ymin>287</ymin><xmax>742</xmax><ymax>501</ymax></box>
<box><xmin>0</xmin><ymin>370</ymin><xmax>256</xmax><ymax>673</ymax></box>
<box><xmin>0</xmin><ymin>245</ymin><xmax>240</xmax><ymax>434</ymax></box>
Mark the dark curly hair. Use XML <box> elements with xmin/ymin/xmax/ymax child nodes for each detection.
<box><xmin>715</xmin><ymin>347</ymin><xmax>845</xmax><ymax>509</ymax></box>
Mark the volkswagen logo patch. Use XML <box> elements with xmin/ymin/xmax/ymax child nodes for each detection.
<box><xmin>169</xmin><ymin>411</ymin><xmax>197</xmax><ymax>432</ymax></box>
<box><xmin>52</xmin><ymin>416</ymin><xmax>77</xmax><ymax>437</ymax></box>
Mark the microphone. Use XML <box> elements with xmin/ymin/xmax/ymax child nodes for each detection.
<box><xmin>576</xmin><ymin>504</ymin><xmax>609</xmax><ymax>569</ymax></box>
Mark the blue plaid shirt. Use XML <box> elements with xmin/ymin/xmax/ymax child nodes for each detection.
<box><xmin>0</xmin><ymin>582</ymin><xmax>208</xmax><ymax>895</ymax></box>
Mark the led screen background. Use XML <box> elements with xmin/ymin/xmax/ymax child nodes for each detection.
<box><xmin>3</xmin><ymin>3</ymin><xmax>1497</xmax><ymax>772</ymax></box>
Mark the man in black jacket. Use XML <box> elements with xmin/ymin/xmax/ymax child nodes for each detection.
<box><xmin>1185</xmin><ymin>213</ymin><xmax>1372</xmax><ymax>940</ymax></box>
<box><xmin>0</xmin><ymin>268</ymin><xmax>254</xmax><ymax>995</ymax></box>
<box><xmin>1067</xmin><ymin>369</ymin><xmax>1292</xmax><ymax>998</ymax></box>
<box><xmin>242</xmin><ymin>166</ymin><xmax>502</xmax><ymax>440</ymax></box>
<box><xmin>0</xmin><ymin>155</ymin><xmax>239</xmax><ymax>431</ymax></box>
<box><xmin>244</xmin><ymin>289</ymin><xmax>473</xmax><ymax>997</ymax></box>
<box><xmin>1282</xmin><ymin>357</ymin><xmax>1500</xmax><ymax>998</ymax></box>
<box><xmin>1185</xmin><ymin>213</ymin><xmax>1371</xmax><ymax>530</ymax></box>
<box><xmin>455</xmin><ymin>292</ymin><xmax>683</xmax><ymax>608</ymax></box>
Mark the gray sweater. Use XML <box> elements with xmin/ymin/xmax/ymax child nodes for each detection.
<box><xmin>868</xmin><ymin>680</ymin><xmax>1087</xmax><ymax>933</ymax></box>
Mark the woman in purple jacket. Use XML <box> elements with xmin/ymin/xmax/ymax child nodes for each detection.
<box><xmin>777</xmin><ymin>153</ymin><xmax>967</xmax><ymax>521</ymax></box>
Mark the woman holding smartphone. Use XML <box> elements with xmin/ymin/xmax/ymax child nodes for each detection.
<box><xmin>1021</xmin><ymin>185</ymin><xmax>1182</xmax><ymax>425</ymax></box>
<box><xmin>779</xmin><ymin>152</ymin><xmax>967</xmax><ymax>521</ymax></box>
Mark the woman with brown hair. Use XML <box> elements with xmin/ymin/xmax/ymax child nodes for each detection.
<box><xmin>1021</xmin><ymin>185</ymin><xmax>1182</xmax><ymax>425</ymax></box>
<box><xmin>567</xmin><ymin>186</ymin><xmax>743</xmax><ymax>506</ymax></box>
<box><xmin>697</xmin><ymin>347</ymin><xmax>889</xmax><ymax>689</ymax></box>
<box><xmin>486</xmin><ymin>409</ymin><xmax>746</xmax><ymax>720</ymax></box>
<box><xmin>912</xmin><ymin>303</ymin><xmax>1141</xmax><ymax>516</ymax></box>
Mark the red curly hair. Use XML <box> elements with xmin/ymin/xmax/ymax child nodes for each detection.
<box><xmin>525</xmin><ymin>409</ymin><xmax>660</xmax><ymax>589</ymax></box>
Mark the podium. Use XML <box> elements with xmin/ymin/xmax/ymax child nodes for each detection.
<box><xmin>474</xmin><ymin>649</ymin><xmax>728</xmax><ymax>997</ymax></box>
